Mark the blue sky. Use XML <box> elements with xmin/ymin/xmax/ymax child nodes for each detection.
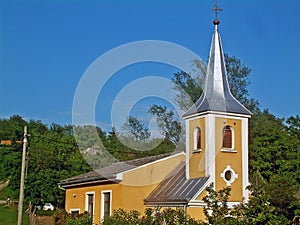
<box><xmin>0</xmin><ymin>0</ymin><xmax>299</xmax><ymax>131</ymax></box>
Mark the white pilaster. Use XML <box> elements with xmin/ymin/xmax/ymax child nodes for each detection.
<box><xmin>205</xmin><ymin>114</ymin><xmax>216</xmax><ymax>188</ymax></box>
<box><xmin>242</xmin><ymin>118</ymin><xmax>249</xmax><ymax>202</ymax></box>
<box><xmin>185</xmin><ymin>118</ymin><xmax>190</xmax><ymax>179</ymax></box>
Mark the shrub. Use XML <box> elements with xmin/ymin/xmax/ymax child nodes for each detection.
<box><xmin>101</xmin><ymin>208</ymin><xmax>203</xmax><ymax>225</ymax></box>
<box><xmin>66</xmin><ymin>212</ymin><xmax>92</xmax><ymax>225</ymax></box>
<box><xmin>52</xmin><ymin>210</ymin><xmax>92</xmax><ymax>225</ymax></box>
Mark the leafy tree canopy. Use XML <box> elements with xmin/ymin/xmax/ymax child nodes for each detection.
<box><xmin>0</xmin><ymin>115</ymin><xmax>175</xmax><ymax>206</ymax></box>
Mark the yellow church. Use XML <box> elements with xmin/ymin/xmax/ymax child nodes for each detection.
<box><xmin>59</xmin><ymin>12</ymin><xmax>252</xmax><ymax>224</ymax></box>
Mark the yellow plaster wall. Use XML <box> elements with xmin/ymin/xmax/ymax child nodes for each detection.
<box><xmin>215</xmin><ymin>117</ymin><xmax>243</xmax><ymax>201</ymax></box>
<box><xmin>195</xmin><ymin>190</ymin><xmax>207</xmax><ymax>201</ymax></box>
<box><xmin>121</xmin><ymin>184</ymin><xmax>158</xmax><ymax>212</ymax></box>
<box><xmin>122</xmin><ymin>153</ymin><xmax>185</xmax><ymax>186</ymax></box>
<box><xmin>120</xmin><ymin>153</ymin><xmax>185</xmax><ymax>212</ymax></box>
<box><xmin>188</xmin><ymin>118</ymin><xmax>206</xmax><ymax>178</ymax></box>
<box><xmin>187</xmin><ymin>207</ymin><xmax>206</xmax><ymax>221</ymax></box>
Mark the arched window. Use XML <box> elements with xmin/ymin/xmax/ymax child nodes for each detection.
<box><xmin>222</xmin><ymin>125</ymin><xmax>233</xmax><ymax>149</ymax></box>
<box><xmin>194</xmin><ymin>127</ymin><xmax>201</xmax><ymax>150</ymax></box>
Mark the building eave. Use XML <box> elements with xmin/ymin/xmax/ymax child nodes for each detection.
<box><xmin>144</xmin><ymin>200</ymin><xmax>188</xmax><ymax>207</ymax></box>
<box><xmin>183</xmin><ymin>110</ymin><xmax>251</xmax><ymax>120</ymax></box>
<box><xmin>59</xmin><ymin>176</ymin><xmax>119</xmax><ymax>189</ymax></box>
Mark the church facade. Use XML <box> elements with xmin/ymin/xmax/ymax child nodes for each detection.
<box><xmin>59</xmin><ymin>16</ymin><xmax>251</xmax><ymax>224</ymax></box>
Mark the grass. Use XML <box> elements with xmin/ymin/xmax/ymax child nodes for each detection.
<box><xmin>0</xmin><ymin>186</ymin><xmax>57</xmax><ymax>224</ymax></box>
<box><xmin>0</xmin><ymin>204</ymin><xmax>30</xmax><ymax>225</ymax></box>
<box><xmin>0</xmin><ymin>184</ymin><xmax>14</xmax><ymax>200</ymax></box>
<box><xmin>0</xmin><ymin>186</ymin><xmax>30</xmax><ymax>225</ymax></box>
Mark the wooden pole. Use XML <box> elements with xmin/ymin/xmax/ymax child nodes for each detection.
<box><xmin>17</xmin><ymin>126</ymin><xmax>28</xmax><ymax>225</ymax></box>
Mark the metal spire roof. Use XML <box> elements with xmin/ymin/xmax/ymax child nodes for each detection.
<box><xmin>183</xmin><ymin>21</ymin><xmax>252</xmax><ymax>117</ymax></box>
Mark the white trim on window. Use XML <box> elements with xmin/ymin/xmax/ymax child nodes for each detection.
<box><xmin>193</xmin><ymin>126</ymin><xmax>202</xmax><ymax>152</ymax></box>
<box><xmin>100</xmin><ymin>190</ymin><xmax>112</xmax><ymax>221</ymax></box>
<box><xmin>220</xmin><ymin>165</ymin><xmax>238</xmax><ymax>186</ymax></box>
<box><xmin>70</xmin><ymin>208</ymin><xmax>80</xmax><ymax>214</ymax></box>
<box><xmin>85</xmin><ymin>191</ymin><xmax>95</xmax><ymax>223</ymax></box>
<box><xmin>222</xmin><ymin>125</ymin><xmax>234</xmax><ymax>150</ymax></box>
<box><xmin>221</xmin><ymin>148</ymin><xmax>237</xmax><ymax>153</ymax></box>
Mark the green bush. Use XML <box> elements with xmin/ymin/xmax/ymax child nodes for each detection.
<box><xmin>52</xmin><ymin>210</ymin><xmax>92</xmax><ymax>225</ymax></box>
<box><xmin>101</xmin><ymin>208</ymin><xmax>203</xmax><ymax>225</ymax></box>
<box><xmin>66</xmin><ymin>212</ymin><xmax>92</xmax><ymax>225</ymax></box>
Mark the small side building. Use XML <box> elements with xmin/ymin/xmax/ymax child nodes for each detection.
<box><xmin>59</xmin><ymin>152</ymin><xmax>185</xmax><ymax>224</ymax></box>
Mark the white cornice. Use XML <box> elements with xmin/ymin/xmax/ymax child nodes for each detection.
<box><xmin>183</xmin><ymin>111</ymin><xmax>251</xmax><ymax>120</ymax></box>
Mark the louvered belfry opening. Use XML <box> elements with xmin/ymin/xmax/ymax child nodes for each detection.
<box><xmin>222</xmin><ymin>125</ymin><xmax>232</xmax><ymax>148</ymax></box>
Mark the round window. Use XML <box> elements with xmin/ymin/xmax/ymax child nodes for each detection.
<box><xmin>221</xmin><ymin>166</ymin><xmax>237</xmax><ymax>186</ymax></box>
<box><xmin>224</xmin><ymin>170</ymin><xmax>232</xmax><ymax>181</ymax></box>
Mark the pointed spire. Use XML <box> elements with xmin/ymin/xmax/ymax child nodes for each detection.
<box><xmin>184</xmin><ymin>5</ymin><xmax>251</xmax><ymax>117</ymax></box>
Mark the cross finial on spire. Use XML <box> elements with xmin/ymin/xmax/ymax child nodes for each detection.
<box><xmin>211</xmin><ymin>1</ymin><xmax>223</xmax><ymax>25</ymax></box>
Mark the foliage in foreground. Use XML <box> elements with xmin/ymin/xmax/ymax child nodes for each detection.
<box><xmin>102</xmin><ymin>208</ymin><xmax>202</xmax><ymax>225</ymax></box>
<box><xmin>101</xmin><ymin>182</ymin><xmax>300</xmax><ymax>225</ymax></box>
<box><xmin>202</xmin><ymin>183</ymin><xmax>297</xmax><ymax>225</ymax></box>
<box><xmin>44</xmin><ymin>210</ymin><xmax>93</xmax><ymax>225</ymax></box>
<box><xmin>65</xmin><ymin>213</ymin><xmax>92</xmax><ymax>225</ymax></box>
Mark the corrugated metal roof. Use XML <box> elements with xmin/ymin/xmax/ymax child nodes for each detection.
<box><xmin>59</xmin><ymin>152</ymin><xmax>175</xmax><ymax>188</ymax></box>
<box><xmin>183</xmin><ymin>24</ymin><xmax>252</xmax><ymax>118</ymax></box>
<box><xmin>144</xmin><ymin>162</ymin><xmax>209</xmax><ymax>205</ymax></box>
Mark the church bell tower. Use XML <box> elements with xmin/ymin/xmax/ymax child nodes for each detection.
<box><xmin>183</xmin><ymin>4</ymin><xmax>252</xmax><ymax>202</ymax></box>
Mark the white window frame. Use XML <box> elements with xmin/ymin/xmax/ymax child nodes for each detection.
<box><xmin>70</xmin><ymin>208</ymin><xmax>80</xmax><ymax>214</ymax></box>
<box><xmin>85</xmin><ymin>191</ymin><xmax>95</xmax><ymax>222</ymax></box>
<box><xmin>100</xmin><ymin>190</ymin><xmax>112</xmax><ymax>221</ymax></box>
<box><xmin>193</xmin><ymin>127</ymin><xmax>202</xmax><ymax>153</ymax></box>
<box><xmin>222</xmin><ymin>125</ymin><xmax>237</xmax><ymax>152</ymax></box>
<box><xmin>220</xmin><ymin>165</ymin><xmax>238</xmax><ymax>186</ymax></box>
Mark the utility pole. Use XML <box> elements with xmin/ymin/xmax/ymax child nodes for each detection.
<box><xmin>17</xmin><ymin>126</ymin><xmax>28</xmax><ymax>225</ymax></box>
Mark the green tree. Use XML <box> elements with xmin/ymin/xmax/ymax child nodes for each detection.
<box><xmin>172</xmin><ymin>70</ymin><xmax>203</xmax><ymax>111</ymax></box>
<box><xmin>266</xmin><ymin>174</ymin><xmax>299</xmax><ymax>221</ymax></box>
<box><xmin>249</xmin><ymin>110</ymin><xmax>300</xmax><ymax>181</ymax></box>
<box><xmin>0</xmin><ymin>115</ymin><xmax>27</xmax><ymax>142</ymax></box>
<box><xmin>248</xmin><ymin>110</ymin><xmax>300</xmax><ymax>222</ymax></box>
<box><xmin>25</xmin><ymin>126</ymin><xmax>91</xmax><ymax>206</ymax></box>
<box><xmin>0</xmin><ymin>145</ymin><xmax>22</xmax><ymax>199</ymax></box>
<box><xmin>148</xmin><ymin>105</ymin><xmax>182</xmax><ymax>145</ymax></box>
<box><xmin>241</xmin><ymin>175</ymin><xmax>291</xmax><ymax>225</ymax></box>
<box><xmin>121</xmin><ymin>116</ymin><xmax>151</xmax><ymax>141</ymax></box>
<box><xmin>286</xmin><ymin>115</ymin><xmax>300</xmax><ymax>148</ymax></box>
<box><xmin>225</xmin><ymin>55</ymin><xmax>251</xmax><ymax>106</ymax></box>
<box><xmin>0</xmin><ymin>116</ymin><xmax>94</xmax><ymax>206</ymax></box>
